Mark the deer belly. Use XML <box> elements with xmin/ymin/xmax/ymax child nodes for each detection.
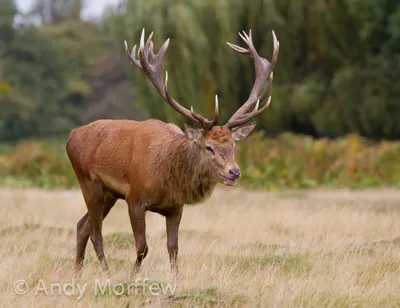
<box><xmin>99</xmin><ymin>172</ymin><xmax>130</xmax><ymax>197</ymax></box>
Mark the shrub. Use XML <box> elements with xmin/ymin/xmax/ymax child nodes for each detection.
<box><xmin>1</xmin><ymin>133</ymin><xmax>400</xmax><ymax>190</ymax></box>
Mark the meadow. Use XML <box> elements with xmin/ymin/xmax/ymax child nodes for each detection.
<box><xmin>1</xmin><ymin>186</ymin><xmax>400</xmax><ymax>307</ymax></box>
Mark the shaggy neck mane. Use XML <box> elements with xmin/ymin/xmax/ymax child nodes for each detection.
<box><xmin>156</xmin><ymin>134</ymin><xmax>218</xmax><ymax>205</ymax></box>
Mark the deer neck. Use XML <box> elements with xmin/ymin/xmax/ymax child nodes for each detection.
<box><xmin>161</xmin><ymin>136</ymin><xmax>218</xmax><ymax>205</ymax></box>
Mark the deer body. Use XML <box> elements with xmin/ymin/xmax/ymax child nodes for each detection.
<box><xmin>67</xmin><ymin>119</ymin><xmax>219</xmax><ymax>209</ymax></box>
<box><xmin>67</xmin><ymin>29</ymin><xmax>279</xmax><ymax>277</ymax></box>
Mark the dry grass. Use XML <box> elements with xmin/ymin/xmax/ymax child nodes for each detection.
<box><xmin>1</xmin><ymin>187</ymin><xmax>400</xmax><ymax>307</ymax></box>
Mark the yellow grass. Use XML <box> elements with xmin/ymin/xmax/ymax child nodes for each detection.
<box><xmin>1</xmin><ymin>187</ymin><xmax>400</xmax><ymax>307</ymax></box>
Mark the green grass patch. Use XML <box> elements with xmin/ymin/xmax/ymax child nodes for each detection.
<box><xmin>104</xmin><ymin>232</ymin><xmax>133</xmax><ymax>249</ymax></box>
<box><xmin>172</xmin><ymin>287</ymin><xmax>248</xmax><ymax>307</ymax></box>
<box><xmin>294</xmin><ymin>292</ymin><xmax>363</xmax><ymax>308</ymax></box>
<box><xmin>213</xmin><ymin>252</ymin><xmax>313</xmax><ymax>275</ymax></box>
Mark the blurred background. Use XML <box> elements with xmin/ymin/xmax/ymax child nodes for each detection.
<box><xmin>0</xmin><ymin>0</ymin><xmax>399</xmax><ymax>190</ymax></box>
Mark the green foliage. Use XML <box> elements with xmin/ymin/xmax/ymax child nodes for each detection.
<box><xmin>0</xmin><ymin>0</ymin><xmax>16</xmax><ymax>52</ymax></box>
<box><xmin>29</xmin><ymin>0</ymin><xmax>83</xmax><ymax>24</ymax></box>
<box><xmin>237</xmin><ymin>132</ymin><xmax>400</xmax><ymax>190</ymax></box>
<box><xmin>0</xmin><ymin>18</ymin><xmax>108</xmax><ymax>141</ymax></box>
<box><xmin>1</xmin><ymin>0</ymin><xmax>399</xmax><ymax>141</ymax></box>
<box><xmin>1</xmin><ymin>26</ymin><xmax>67</xmax><ymax>139</ymax></box>
<box><xmin>105</xmin><ymin>0</ymin><xmax>400</xmax><ymax>139</ymax></box>
<box><xmin>2</xmin><ymin>134</ymin><xmax>400</xmax><ymax>190</ymax></box>
<box><xmin>40</xmin><ymin>20</ymin><xmax>108</xmax><ymax>124</ymax></box>
<box><xmin>0</xmin><ymin>140</ymin><xmax>76</xmax><ymax>188</ymax></box>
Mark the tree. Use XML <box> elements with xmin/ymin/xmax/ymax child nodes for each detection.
<box><xmin>104</xmin><ymin>0</ymin><xmax>400</xmax><ymax>139</ymax></box>
<box><xmin>28</xmin><ymin>0</ymin><xmax>83</xmax><ymax>24</ymax></box>
<box><xmin>1</xmin><ymin>26</ymin><xmax>67</xmax><ymax>140</ymax></box>
<box><xmin>40</xmin><ymin>20</ymin><xmax>108</xmax><ymax>124</ymax></box>
<box><xmin>0</xmin><ymin>0</ymin><xmax>17</xmax><ymax>56</ymax></box>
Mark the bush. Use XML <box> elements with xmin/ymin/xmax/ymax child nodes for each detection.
<box><xmin>237</xmin><ymin>132</ymin><xmax>400</xmax><ymax>190</ymax></box>
<box><xmin>1</xmin><ymin>133</ymin><xmax>400</xmax><ymax>190</ymax></box>
<box><xmin>0</xmin><ymin>141</ymin><xmax>76</xmax><ymax>188</ymax></box>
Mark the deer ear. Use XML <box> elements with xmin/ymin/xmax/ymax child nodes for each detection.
<box><xmin>184</xmin><ymin>124</ymin><xmax>203</xmax><ymax>143</ymax></box>
<box><xmin>231</xmin><ymin>121</ymin><xmax>256</xmax><ymax>141</ymax></box>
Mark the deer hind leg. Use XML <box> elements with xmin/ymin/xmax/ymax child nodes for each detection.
<box><xmin>127</xmin><ymin>198</ymin><xmax>148</xmax><ymax>275</ymax></box>
<box><xmin>76</xmin><ymin>213</ymin><xmax>90</xmax><ymax>274</ymax></box>
<box><xmin>77</xmin><ymin>180</ymin><xmax>117</xmax><ymax>274</ymax></box>
<box><xmin>76</xmin><ymin>193</ymin><xmax>117</xmax><ymax>275</ymax></box>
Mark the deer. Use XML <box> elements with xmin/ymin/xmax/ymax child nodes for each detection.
<box><xmin>66</xmin><ymin>28</ymin><xmax>279</xmax><ymax>277</ymax></box>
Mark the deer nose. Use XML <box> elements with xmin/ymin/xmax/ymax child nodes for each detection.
<box><xmin>229</xmin><ymin>168</ymin><xmax>241</xmax><ymax>179</ymax></box>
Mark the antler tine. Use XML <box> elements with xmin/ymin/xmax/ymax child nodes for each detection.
<box><xmin>149</xmin><ymin>41</ymin><xmax>155</xmax><ymax>59</ymax></box>
<box><xmin>124</xmin><ymin>29</ymin><xmax>154</xmax><ymax>69</ymax></box>
<box><xmin>271</xmin><ymin>31</ymin><xmax>280</xmax><ymax>67</ymax></box>
<box><xmin>224</xmin><ymin>30</ymin><xmax>279</xmax><ymax>129</ymax></box>
<box><xmin>226</xmin><ymin>42</ymin><xmax>248</xmax><ymax>54</ymax></box>
<box><xmin>189</xmin><ymin>94</ymin><xmax>219</xmax><ymax>130</ymax></box>
<box><xmin>138</xmin><ymin>28</ymin><xmax>151</xmax><ymax>73</ymax></box>
<box><xmin>150</xmin><ymin>37</ymin><xmax>170</xmax><ymax>68</ymax></box>
<box><xmin>226</xmin><ymin>97</ymin><xmax>272</xmax><ymax>128</ymax></box>
<box><xmin>125</xmin><ymin>29</ymin><xmax>219</xmax><ymax>132</ymax></box>
<box><xmin>124</xmin><ymin>41</ymin><xmax>140</xmax><ymax>68</ymax></box>
<box><xmin>213</xmin><ymin>94</ymin><xmax>219</xmax><ymax>126</ymax></box>
<box><xmin>143</xmin><ymin>31</ymin><xmax>153</xmax><ymax>60</ymax></box>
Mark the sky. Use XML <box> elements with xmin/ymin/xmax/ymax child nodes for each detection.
<box><xmin>15</xmin><ymin>0</ymin><xmax>120</xmax><ymax>19</ymax></box>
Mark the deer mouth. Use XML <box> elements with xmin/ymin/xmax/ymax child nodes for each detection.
<box><xmin>219</xmin><ymin>174</ymin><xmax>237</xmax><ymax>186</ymax></box>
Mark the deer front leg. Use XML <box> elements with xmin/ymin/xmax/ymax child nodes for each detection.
<box><xmin>128</xmin><ymin>198</ymin><xmax>148</xmax><ymax>275</ymax></box>
<box><xmin>166</xmin><ymin>207</ymin><xmax>183</xmax><ymax>276</ymax></box>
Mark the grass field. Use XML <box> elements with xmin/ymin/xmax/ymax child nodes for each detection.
<box><xmin>1</xmin><ymin>187</ymin><xmax>400</xmax><ymax>307</ymax></box>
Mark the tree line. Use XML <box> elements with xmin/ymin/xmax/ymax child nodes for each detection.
<box><xmin>0</xmin><ymin>0</ymin><xmax>399</xmax><ymax>141</ymax></box>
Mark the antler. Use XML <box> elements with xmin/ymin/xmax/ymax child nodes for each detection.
<box><xmin>124</xmin><ymin>29</ymin><xmax>219</xmax><ymax>131</ymax></box>
<box><xmin>224</xmin><ymin>30</ymin><xmax>279</xmax><ymax>129</ymax></box>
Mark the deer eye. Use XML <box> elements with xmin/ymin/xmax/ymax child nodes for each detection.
<box><xmin>205</xmin><ymin>145</ymin><xmax>215</xmax><ymax>155</ymax></box>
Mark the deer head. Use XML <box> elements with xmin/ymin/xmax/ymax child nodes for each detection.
<box><xmin>124</xmin><ymin>29</ymin><xmax>279</xmax><ymax>185</ymax></box>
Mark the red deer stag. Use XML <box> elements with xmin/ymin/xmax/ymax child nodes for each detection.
<box><xmin>66</xmin><ymin>29</ymin><xmax>279</xmax><ymax>276</ymax></box>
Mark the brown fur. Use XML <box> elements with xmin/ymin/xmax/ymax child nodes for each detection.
<box><xmin>67</xmin><ymin>119</ymin><xmax>222</xmax><ymax>207</ymax></box>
